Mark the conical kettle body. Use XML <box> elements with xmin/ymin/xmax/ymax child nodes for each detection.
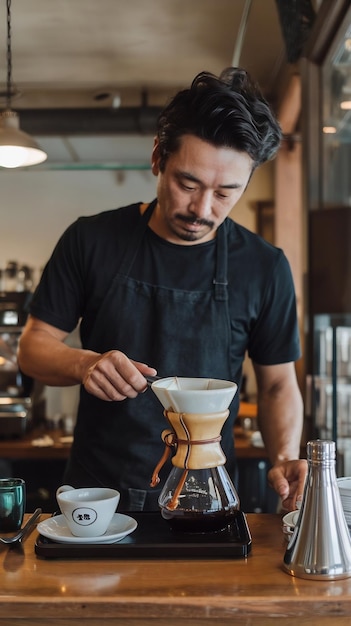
<box><xmin>284</xmin><ymin>440</ymin><xmax>351</xmax><ymax>580</ymax></box>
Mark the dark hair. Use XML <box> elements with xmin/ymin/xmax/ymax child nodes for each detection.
<box><xmin>156</xmin><ymin>67</ymin><xmax>282</xmax><ymax>172</ymax></box>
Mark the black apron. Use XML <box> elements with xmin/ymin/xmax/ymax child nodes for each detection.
<box><xmin>64</xmin><ymin>200</ymin><xmax>238</xmax><ymax>510</ymax></box>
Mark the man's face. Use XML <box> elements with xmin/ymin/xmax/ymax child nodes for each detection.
<box><xmin>150</xmin><ymin>134</ymin><xmax>254</xmax><ymax>245</ymax></box>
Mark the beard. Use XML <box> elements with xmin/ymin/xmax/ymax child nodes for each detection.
<box><xmin>172</xmin><ymin>213</ymin><xmax>215</xmax><ymax>241</ymax></box>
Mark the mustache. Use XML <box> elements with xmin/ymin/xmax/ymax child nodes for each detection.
<box><xmin>176</xmin><ymin>214</ymin><xmax>214</xmax><ymax>228</ymax></box>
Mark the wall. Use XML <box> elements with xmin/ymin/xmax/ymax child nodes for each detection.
<box><xmin>275</xmin><ymin>139</ymin><xmax>304</xmax><ymax>395</ymax></box>
<box><xmin>0</xmin><ymin>144</ymin><xmax>274</xmax><ymax>418</ymax></box>
<box><xmin>1</xmin><ymin>167</ymin><xmax>156</xmax><ymax>284</ymax></box>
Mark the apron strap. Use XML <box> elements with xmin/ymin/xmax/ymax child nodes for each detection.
<box><xmin>213</xmin><ymin>220</ymin><xmax>228</xmax><ymax>301</ymax></box>
<box><xmin>118</xmin><ymin>198</ymin><xmax>158</xmax><ymax>276</ymax></box>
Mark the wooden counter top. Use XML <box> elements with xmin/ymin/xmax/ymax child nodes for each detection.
<box><xmin>0</xmin><ymin>426</ymin><xmax>72</xmax><ymax>460</ymax></box>
<box><xmin>1</xmin><ymin>513</ymin><xmax>351</xmax><ymax>625</ymax></box>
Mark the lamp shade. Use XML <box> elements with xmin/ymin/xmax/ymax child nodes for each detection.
<box><xmin>0</xmin><ymin>110</ymin><xmax>47</xmax><ymax>168</ymax></box>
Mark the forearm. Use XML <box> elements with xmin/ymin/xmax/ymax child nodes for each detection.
<box><xmin>18</xmin><ymin>326</ymin><xmax>99</xmax><ymax>387</ymax></box>
<box><xmin>253</xmin><ymin>362</ymin><xmax>303</xmax><ymax>465</ymax></box>
<box><xmin>252</xmin><ymin>362</ymin><xmax>306</xmax><ymax>509</ymax></box>
<box><xmin>257</xmin><ymin>379</ymin><xmax>304</xmax><ymax>465</ymax></box>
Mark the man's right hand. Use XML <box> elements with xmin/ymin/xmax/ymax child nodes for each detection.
<box><xmin>82</xmin><ymin>350</ymin><xmax>157</xmax><ymax>401</ymax></box>
<box><xmin>18</xmin><ymin>316</ymin><xmax>157</xmax><ymax>399</ymax></box>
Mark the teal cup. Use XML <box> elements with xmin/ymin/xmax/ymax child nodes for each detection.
<box><xmin>0</xmin><ymin>478</ymin><xmax>26</xmax><ymax>532</ymax></box>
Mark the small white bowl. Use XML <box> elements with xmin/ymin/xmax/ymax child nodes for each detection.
<box><xmin>337</xmin><ymin>477</ymin><xmax>351</xmax><ymax>494</ymax></box>
<box><xmin>150</xmin><ymin>377</ymin><xmax>237</xmax><ymax>413</ymax></box>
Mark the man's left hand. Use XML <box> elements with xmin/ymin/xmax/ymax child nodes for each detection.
<box><xmin>268</xmin><ymin>459</ymin><xmax>308</xmax><ymax>512</ymax></box>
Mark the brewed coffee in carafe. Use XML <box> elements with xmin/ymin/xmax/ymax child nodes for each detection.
<box><xmin>150</xmin><ymin>377</ymin><xmax>240</xmax><ymax>533</ymax></box>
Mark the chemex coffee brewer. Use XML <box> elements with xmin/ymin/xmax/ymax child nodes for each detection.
<box><xmin>149</xmin><ymin>377</ymin><xmax>240</xmax><ymax>533</ymax></box>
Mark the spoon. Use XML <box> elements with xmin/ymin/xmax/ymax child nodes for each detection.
<box><xmin>145</xmin><ymin>375</ymin><xmax>180</xmax><ymax>388</ymax></box>
<box><xmin>145</xmin><ymin>375</ymin><xmax>162</xmax><ymax>387</ymax></box>
<box><xmin>0</xmin><ymin>508</ymin><xmax>42</xmax><ymax>545</ymax></box>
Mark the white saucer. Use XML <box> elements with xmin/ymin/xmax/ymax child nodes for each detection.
<box><xmin>282</xmin><ymin>510</ymin><xmax>300</xmax><ymax>539</ymax></box>
<box><xmin>37</xmin><ymin>513</ymin><xmax>137</xmax><ymax>544</ymax></box>
<box><xmin>282</xmin><ymin>510</ymin><xmax>300</xmax><ymax>528</ymax></box>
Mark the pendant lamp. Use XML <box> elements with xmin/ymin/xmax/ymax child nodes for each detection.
<box><xmin>0</xmin><ymin>0</ymin><xmax>47</xmax><ymax>168</ymax></box>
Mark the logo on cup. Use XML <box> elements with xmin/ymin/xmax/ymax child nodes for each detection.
<box><xmin>72</xmin><ymin>507</ymin><xmax>98</xmax><ymax>526</ymax></box>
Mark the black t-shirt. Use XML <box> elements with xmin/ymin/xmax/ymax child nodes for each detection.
<box><xmin>29</xmin><ymin>202</ymin><xmax>301</xmax><ymax>498</ymax></box>
<box><xmin>30</xmin><ymin>202</ymin><xmax>300</xmax><ymax>367</ymax></box>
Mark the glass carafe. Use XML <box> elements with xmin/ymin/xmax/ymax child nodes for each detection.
<box><xmin>158</xmin><ymin>465</ymin><xmax>239</xmax><ymax>532</ymax></box>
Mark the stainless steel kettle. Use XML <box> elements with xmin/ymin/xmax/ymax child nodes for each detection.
<box><xmin>283</xmin><ymin>439</ymin><xmax>351</xmax><ymax>580</ymax></box>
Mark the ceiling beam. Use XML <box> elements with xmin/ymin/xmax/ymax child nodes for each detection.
<box><xmin>17</xmin><ymin>106</ymin><xmax>163</xmax><ymax>136</ymax></box>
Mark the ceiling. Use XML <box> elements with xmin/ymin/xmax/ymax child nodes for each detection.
<box><xmin>0</xmin><ymin>0</ymin><xmax>319</xmax><ymax>168</ymax></box>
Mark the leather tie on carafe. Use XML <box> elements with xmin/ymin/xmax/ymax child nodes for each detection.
<box><xmin>150</xmin><ymin>409</ymin><xmax>229</xmax><ymax>510</ymax></box>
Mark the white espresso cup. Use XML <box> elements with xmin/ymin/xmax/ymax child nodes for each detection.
<box><xmin>56</xmin><ymin>485</ymin><xmax>120</xmax><ymax>537</ymax></box>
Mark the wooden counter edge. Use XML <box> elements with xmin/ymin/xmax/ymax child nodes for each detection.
<box><xmin>1</xmin><ymin>514</ymin><xmax>351</xmax><ymax>624</ymax></box>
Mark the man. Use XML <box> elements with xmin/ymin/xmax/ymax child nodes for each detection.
<box><xmin>18</xmin><ymin>68</ymin><xmax>306</xmax><ymax>512</ymax></box>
